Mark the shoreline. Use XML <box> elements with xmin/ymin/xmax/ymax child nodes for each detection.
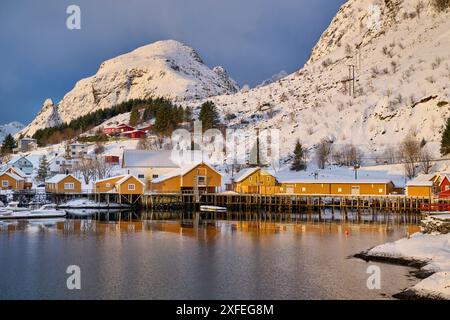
<box><xmin>354</xmin><ymin>237</ymin><xmax>450</xmax><ymax>300</ymax></box>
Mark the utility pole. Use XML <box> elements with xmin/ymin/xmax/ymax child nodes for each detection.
<box><xmin>354</xmin><ymin>163</ymin><xmax>360</xmax><ymax>180</ymax></box>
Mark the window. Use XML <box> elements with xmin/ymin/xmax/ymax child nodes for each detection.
<box><xmin>106</xmin><ymin>183</ymin><xmax>111</xmax><ymax>188</ymax></box>
<box><xmin>267</xmin><ymin>176</ymin><xmax>270</xmax><ymax>182</ymax></box>
<box><xmin>128</xmin><ymin>184</ymin><xmax>136</xmax><ymax>191</ymax></box>
<box><xmin>152</xmin><ymin>175</ymin><xmax>158</xmax><ymax>179</ymax></box>
<box><xmin>337</xmin><ymin>187</ymin><xmax>342</xmax><ymax>193</ymax></box>
<box><xmin>64</xmin><ymin>183</ymin><xmax>75</xmax><ymax>190</ymax></box>
<box><xmin>249</xmin><ymin>176</ymin><xmax>252</xmax><ymax>182</ymax></box>
<box><xmin>198</xmin><ymin>176</ymin><xmax>206</xmax><ymax>186</ymax></box>
<box><xmin>2</xmin><ymin>180</ymin><xmax>8</xmax><ymax>187</ymax></box>
<box><xmin>138</xmin><ymin>174</ymin><xmax>145</xmax><ymax>179</ymax></box>
<box><xmin>378</xmin><ymin>188</ymin><xmax>383</xmax><ymax>193</ymax></box>
<box><xmin>56</xmin><ymin>161</ymin><xmax>60</xmax><ymax>165</ymax></box>
<box><xmin>302</xmin><ymin>187</ymin><xmax>306</xmax><ymax>192</ymax></box>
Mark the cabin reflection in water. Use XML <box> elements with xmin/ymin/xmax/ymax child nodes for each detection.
<box><xmin>0</xmin><ymin>218</ymin><xmax>420</xmax><ymax>239</ymax></box>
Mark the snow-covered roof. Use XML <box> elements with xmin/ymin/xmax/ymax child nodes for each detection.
<box><xmin>94</xmin><ymin>175</ymin><xmax>126</xmax><ymax>184</ymax></box>
<box><xmin>232</xmin><ymin>167</ymin><xmax>260</xmax><ymax>183</ymax></box>
<box><xmin>0</xmin><ymin>171</ymin><xmax>24</xmax><ymax>181</ymax></box>
<box><xmin>115</xmin><ymin>175</ymin><xmax>144</xmax><ymax>186</ymax></box>
<box><xmin>406</xmin><ymin>180</ymin><xmax>433</xmax><ymax>187</ymax></box>
<box><xmin>281</xmin><ymin>179</ymin><xmax>394</xmax><ymax>184</ymax></box>
<box><xmin>414</xmin><ymin>173</ymin><xmax>437</xmax><ymax>181</ymax></box>
<box><xmin>122</xmin><ymin>150</ymin><xmax>179</xmax><ymax>168</ymax></box>
<box><xmin>152</xmin><ymin>162</ymin><xmax>221</xmax><ymax>183</ymax></box>
<box><xmin>5</xmin><ymin>166</ymin><xmax>27</xmax><ymax>178</ymax></box>
<box><xmin>46</xmin><ymin>174</ymin><xmax>78</xmax><ymax>184</ymax></box>
<box><xmin>8</xmin><ymin>155</ymin><xmax>32</xmax><ymax>165</ymax></box>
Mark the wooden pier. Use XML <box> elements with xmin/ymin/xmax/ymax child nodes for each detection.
<box><xmin>141</xmin><ymin>193</ymin><xmax>429</xmax><ymax>214</ymax></box>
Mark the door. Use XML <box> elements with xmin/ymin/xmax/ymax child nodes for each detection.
<box><xmin>351</xmin><ymin>186</ymin><xmax>360</xmax><ymax>195</ymax></box>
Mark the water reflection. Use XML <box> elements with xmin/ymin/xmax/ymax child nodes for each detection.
<box><xmin>0</xmin><ymin>210</ymin><xmax>422</xmax><ymax>300</ymax></box>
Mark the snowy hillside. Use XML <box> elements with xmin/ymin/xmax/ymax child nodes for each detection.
<box><xmin>19</xmin><ymin>40</ymin><xmax>239</xmax><ymax>138</ymax></box>
<box><xmin>188</xmin><ymin>0</ymin><xmax>450</xmax><ymax>161</ymax></box>
<box><xmin>0</xmin><ymin>122</ymin><xmax>24</xmax><ymax>143</ymax></box>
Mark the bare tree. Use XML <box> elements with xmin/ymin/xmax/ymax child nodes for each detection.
<box><xmin>316</xmin><ymin>139</ymin><xmax>333</xmax><ymax>169</ymax></box>
<box><xmin>92</xmin><ymin>158</ymin><xmax>113</xmax><ymax>180</ymax></box>
<box><xmin>333</xmin><ymin>144</ymin><xmax>361</xmax><ymax>166</ymax></box>
<box><xmin>419</xmin><ymin>147</ymin><xmax>433</xmax><ymax>174</ymax></box>
<box><xmin>399</xmin><ymin>134</ymin><xmax>421</xmax><ymax>179</ymax></box>
<box><xmin>73</xmin><ymin>157</ymin><xmax>95</xmax><ymax>185</ymax></box>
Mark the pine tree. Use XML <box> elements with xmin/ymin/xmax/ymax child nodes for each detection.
<box><xmin>291</xmin><ymin>140</ymin><xmax>307</xmax><ymax>171</ymax></box>
<box><xmin>129</xmin><ymin>107</ymin><xmax>140</xmax><ymax>127</ymax></box>
<box><xmin>199</xmin><ymin>101</ymin><xmax>220</xmax><ymax>131</ymax></box>
<box><xmin>37</xmin><ymin>155</ymin><xmax>50</xmax><ymax>182</ymax></box>
<box><xmin>441</xmin><ymin>117</ymin><xmax>450</xmax><ymax>155</ymax></box>
<box><xmin>0</xmin><ymin>134</ymin><xmax>16</xmax><ymax>155</ymax></box>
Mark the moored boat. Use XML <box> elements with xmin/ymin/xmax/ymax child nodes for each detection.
<box><xmin>4</xmin><ymin>201</ymin><xmax>30</xmax><ymax>212</ymax></box>
<box><xmin>200</xmin><ymin>205</ymin><xmax>227</xmax><ymax>213</ymax></box>
<box><xmin>0</xmin><ymin>204</ymin><xmax>66</xmax><ymax>220</ymax></box>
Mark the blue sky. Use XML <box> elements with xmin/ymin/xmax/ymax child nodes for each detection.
<box><xmin>0</xmin><ymin>0</ymin><xmax>345</xmax><ymax>124</ymax></box>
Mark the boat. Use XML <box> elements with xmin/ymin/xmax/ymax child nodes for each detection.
<box><xmin>0</xmin><ymin>204</ymin><xmax>66</xmax><ymax>220</ymax></box>
<box><xmin>4</xmin><ymin>201</ymin><xmax>30</xmax><ymax>212</ymax></box>
<box><xmin>200</xmin><ymin>205</ymin><xmax>227</xmax><ymax>213</ymax></box>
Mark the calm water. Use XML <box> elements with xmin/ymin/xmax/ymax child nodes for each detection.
<box><xmin>0</xmin><ymin>213</ymin><xmax>420</xmax><ymax>300</ymax></box>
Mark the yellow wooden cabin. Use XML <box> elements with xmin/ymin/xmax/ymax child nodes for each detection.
<box><xmin>45</xmin><ymin>174</ymin><xmax>82</xmax><ymax>194</ymax></box>
<box><xmin>151</xmin><ymin>162</ymin><xmax>222</xmax><ymax>194</ymax></box>
<box><xmin>280</xmin><ymin>179</ymin><xmax>395</xmax><ymax>196</ymax></box>
<box><xmin>406</xmin><ymin>180</ymin><xmax>433</xmax><ymax>198</ymax></box>
<box><xmin>231</xmin><ymin>167</ymin><xmax>279</xmax><ymax>194</ymax></box>
<box><xmin>0</xmin><ymin>171</ymin><xmax>25</xmax><ymax>191</ymax></box>
<box><xmin>94</xmin><ymin>175</ymin><xmax>144</xmax><ymax>195</ymax></box>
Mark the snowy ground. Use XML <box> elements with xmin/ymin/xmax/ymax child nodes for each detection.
<box><xmin>366</xmin><ymin>232</ymin><xmax>450</xmax><ymax>299</ymax></box>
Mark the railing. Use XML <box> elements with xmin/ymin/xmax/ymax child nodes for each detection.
<box><xmin>420</xmin><ymin>203</ymin><xmax>450</xmax><ymax>212</ymax></box>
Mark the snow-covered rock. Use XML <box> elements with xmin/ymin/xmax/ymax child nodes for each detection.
<box><xmin>19</xmin><ymin>40</ymin><xmax>239</xmax><ymax>138</ymax></box>
<box><xmin>367</xmin><ymin>232</ymin><xmax>450</xmax><ymax>299</ymax></box>
<box><xmin>186</xmin><ymin>0</ymin><xmax>450</xmax><ymax>160</ymax></box>
<box><xmin>0</xmin><ymin>121</ymin><xmax>24</xmax><ymax>142</ymax></box>
<box><xmin>256</xmin><ymin>70</ymin><xmax>288</xmax><ymax>88</ymax></box>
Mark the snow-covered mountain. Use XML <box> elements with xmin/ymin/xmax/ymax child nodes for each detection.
<box><xmin>0</xmin><ymin>122</ymin><xmax>24</xmax><ymax>143</ymax></box>
<box><xmin>19</xmin><ymin>40</ymin><xmax>239</xmax><ymax>137</ymax></box>
<box><xmin>189</xmin><ymin>0</ymin><xmax>450</xmax><ymax>159</ymax></box>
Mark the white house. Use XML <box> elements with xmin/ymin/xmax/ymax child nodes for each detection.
<box><xmin>68</xmin><ymin>143</ymin><xmax>89</xmax><ymax>158</ymax></box>
<box><xmin>7</xmin><ymin>156</ymin><xmax>34</xmax><ymax>176</ymax></box>
<box><xmin>18</xmin><ymin>138</ymin><xmax>37</xmax><ymax>153</ymax></box>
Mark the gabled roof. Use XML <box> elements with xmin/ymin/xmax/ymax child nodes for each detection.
<box><xmin>115</xmin><ymin>175</ymin><xmax>145</xmax><ymax>186</ymax></box>
<box><xmin>94</xmin><ymin>175</ymin><xmax>126</xmax><ymax>184</ymax></box>
<box><xmin>46</xmin><ymin>174</ymin><xmax>79</xmax><ymax>184</ymax></box>
<box><xmin>152</xmin><ymin>162</ymin><xmax>221</xmax><ymax>184</ymax></box>
<box><xmin>8</xmin><ymin>155</ymin><xmax>33</xmax><ymax>165</ymax></box>
<box><xmin>122</xmin><ymin>150</ymin><xmax>179</xmax><ymax>168</ymax></box>
<box><xmin>406</xmin><ymin>180</ymin><xmax>433</xmax><ymax>187</ymax></box>
<box><xmin>0</xmin><ymin>171</ymin><xmax>25</xmax><ymax>181</ymax></box>
<box><xmin>232</xmin><ymin>167</ymin><xmax>261</xmax><ymax>183</ymax></box>
<box><xmin>4</xmin><ymin>166</ymin><xmax>27</xmax><ymax>178</ymax></box>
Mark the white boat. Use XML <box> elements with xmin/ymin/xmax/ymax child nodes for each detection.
<box><xmin>0</xmin><ymin>204</ymin><xmax>66</xmax><ymax>220</ymax></box>
<box><xmin>0</xmin><ymin>209</ymin><xmax>13</xmax><ymax>217</ymax></box>
<box><xmin>4</xmin><ymin>201</ymin><xmax>30</xmax><ymax>212</ymax></box>
<box><xmin>200</xmin><ymin>205</ymin><xmax>227</xmax><ymax>213</ymax></box>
